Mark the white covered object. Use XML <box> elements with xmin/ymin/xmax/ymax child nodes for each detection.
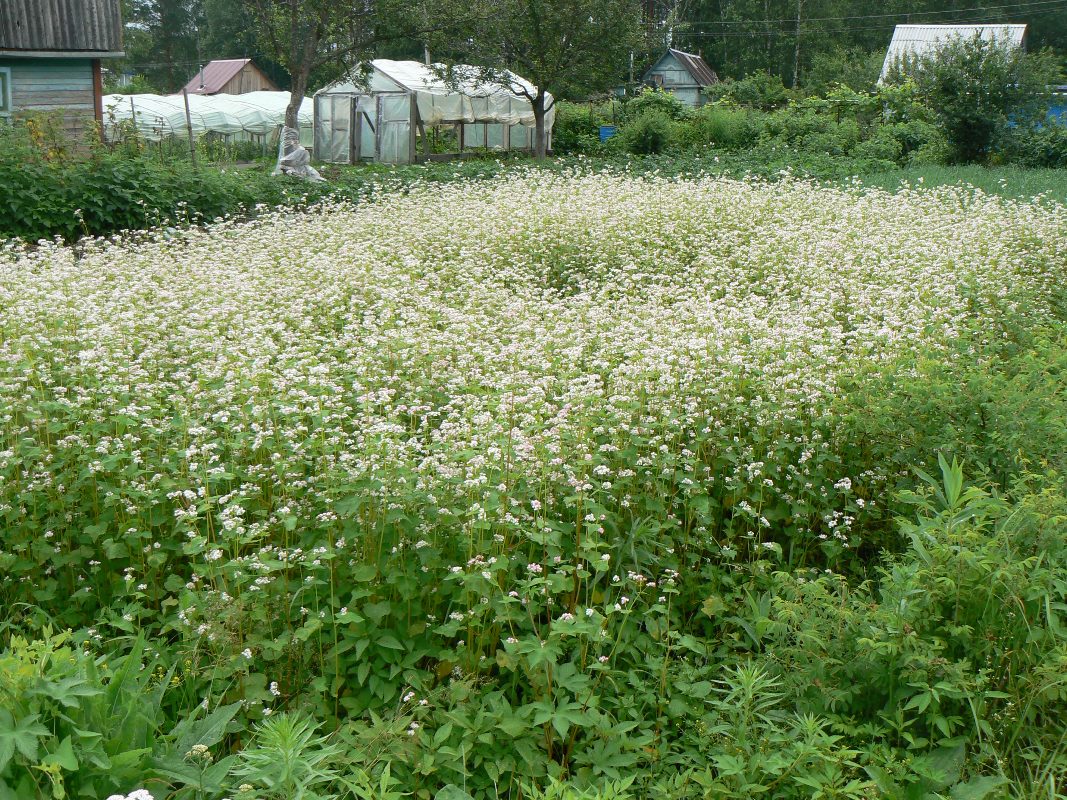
<box><xmin>273</xmin><ymin>126</ymin><xmax>324</xmax><ymax>182</ymax></box>
<box><xmin>320</xmin><ymin>60</ymin><xmax>555</xmax><ymax>129</ymax></box>
<box><xmin>102</xmin><ymin>92</ymin><xmax>314</xmax><ymax>143</ymax></box>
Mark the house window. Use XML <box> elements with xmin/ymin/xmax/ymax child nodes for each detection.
<box><xmin>0</xmin><ymin>68</ymin><xmax>11</xmax><ymax>119</ymax></box>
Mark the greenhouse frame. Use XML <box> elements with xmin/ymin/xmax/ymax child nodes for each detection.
<box><xmin>314</xmin><ymin>60</ymin><xmax>555</xmax><ymax>165</ymax></box>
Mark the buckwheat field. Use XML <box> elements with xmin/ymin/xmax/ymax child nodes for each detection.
<box><xmin>2</xmin><ymin>173</ymin><xmax>1065</xmax><ymax>800</ymax></box>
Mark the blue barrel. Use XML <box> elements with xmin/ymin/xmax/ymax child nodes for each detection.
<box><xmin>598</xmin><ymin>125</ymin><xmax>618</xmax><ymax>142</ymax></box>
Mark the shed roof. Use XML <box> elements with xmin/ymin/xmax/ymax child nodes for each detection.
<box><xmin>644</xmin><ymin>48</ymin><xmax>718</xmax><ymax>87</ymax></box>
<box><xmin>0</xmin><ymin>0</ymin><xmax>123</xmax><ymax>57</ymax></box>
<box><xmin>880</xmin><ymin>24</ymin><xmax>1027</xmax><ymax>80</ymax></box>
<box><xmin>183</xmin><ymin>59</ymin><xmax>264</xmax><ymax>95</ymax></box>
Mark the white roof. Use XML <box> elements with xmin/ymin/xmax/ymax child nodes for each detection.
<box><xmin>318</xmin><ymin>59</ymin><xmax>554</xmax><ymax>128</ymax></box>
<box><xmin>102</xmin><ymin>91</ymin><xmax>313</xmax><ymax>141</ymax></box>
<box><xmin>880</xmin><ymin>24</ymin><xmax>1027</xmax><ymax>81</ymax></box>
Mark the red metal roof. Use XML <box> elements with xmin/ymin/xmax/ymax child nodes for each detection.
<box><xmin>183</xmin><ymin>59</ymin><xmax>252</xmax><ymax>95</ymax></box>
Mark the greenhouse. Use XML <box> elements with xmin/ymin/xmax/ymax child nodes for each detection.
<box><xmin>314</xmin><ymin>60</ymin><xmax>555</xmax><ymax>165</ymax></box>
<box><xmin>102</xmin><ymin>91</ymin><xmax>313</xmax><ymax>147</ymax></box>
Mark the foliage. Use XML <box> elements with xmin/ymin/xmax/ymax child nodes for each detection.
<box><xmin>666</xmin><ymin>0</ymin><xmax>1067</xmax><ymax>89</ymax></box>
<box><xmin>885</xmin><ymin>36</ymin><xmax>1062</xmax><ymax>164</ymax></box>
<box><xmin>0</xmin><ymin>631</ymin><xmax>166</xmax><ymax>800</ymax></box>
<box><xmin>678</xmin><ymin>105</ymin><xmax>760</xmax><ymax>150</ymax></box>
<box><xmin>1</xmin><ymin>170</ymin><xmax>1066</xmax><ymax>798</ymax></box>
<box><xmin>621</xmin><ymin>88</ymin><xmax>691</xmax><ymax>121</ymax></box>
<box><xmin>239</xmin><ymin>0</ymin><xmax>412</xmax><ymax>127</ymax></box>
<box><xmin>118</xmin><ymin>0</ymin><xmax>204</xmax><ymax>92</ymax></box>
<box><xmin>231</xmin><ymin>713</ymin><xmax>341</xmax><ymax>800</ymax></box>
<box><xmin>102</xmin><ymin>74</ymin><xmax>165</xmax><ymax>96</ymax></box>
<box><xmin>999</xmin><ymin>122</ymin><xmax>1067</xmax><ymax>169</ymax></box>
<box><xmin>425</xmin><ymin>0</ymin><xmax>645</xmax><ymax>157</ymax></box>
<box><xmin>802</xmin><ymin>47</ymin><xmax>885</xmax><ymax>94</ymax></box>
<box><xmin>549</xmin><ymin>102</ymin><xmax>617</xmax><ymax>155</ymax></box>
<box><xmin>705</xmin><ymin>71</ymin><xmax>795</xmax><ymax>110</ymax></box>
<box><xmin>617</xmin><ymin>110</ymin><xmax>675</xmax><ymax>154</ymax></box>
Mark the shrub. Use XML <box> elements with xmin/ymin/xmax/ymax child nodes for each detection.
<box><xmin>680</xmin><ymin>105</ymin><xmax>760</xmax><ymax>150</ymax></box>
<box><xmin>622</xmin><ymin>88</ymin><xmax>691</xmax><ymax>121</ymax></box>
<box><xmin>618</xmin><ymin>110</ymin><xmax>675</xmax><ymax>154</ymax></box>
<box><xmin>885</xmin><ymin>35</ymin><xmax>1062</xmax><ymax>163</ymax></box>
<box><xmin>802</xmin><ymin>47</ymin><xmax>885</xmax><ymax>94</ymax></box>
<box><xmin>550</xmin><ymin>101</ymin><xmax>614</xmax><ymax>155</ymax></box>
<box><xmin>705</xmin><ymin>71</ymin><xmax>794</xmax><ymax>110</ymax></box>
<box><xmin>1000</xmin><ymin>122</ymin><xmax>1067</xmax><ymax>168</ymax></box>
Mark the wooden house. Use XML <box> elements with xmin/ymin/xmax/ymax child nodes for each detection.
<box><xmin>182</xmin><ymin>59</ymin><xmax>278</xmax><ymax>96</ymax></box>
<box><xmin>642</xmin><ymin>48</ymin><xmax>718</xmax><ymax>107</ymax></box>
<box><xmin>0</xmin><ymin>0</ymin><xmax>124</xmax><ymax>139</ymax></box>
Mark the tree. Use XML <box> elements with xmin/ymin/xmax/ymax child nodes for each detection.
<box><xmin>239</xmin><ymin>0</ymin><xmax>408</xmax><ymax>129</ymax></box>
<box><xmin>115</xmin><ymin>0</ymin><xmax>204</xmax><ymax>92</ymax></box>
<box><xmin>886</xmin><ymin>35</ymin><xmax>1060</xmax><ymax>163</ymax></box>
<box><xmin>428</xmin><ymin>0</ymin><xmax>646</xmax><ymax>159</ymax></box>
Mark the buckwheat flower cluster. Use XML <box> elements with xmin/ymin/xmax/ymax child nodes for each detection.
<box><xmin>0</xmin><ymin>169</ymin><xmax>1061</xmax><ymax>631</ymax></box>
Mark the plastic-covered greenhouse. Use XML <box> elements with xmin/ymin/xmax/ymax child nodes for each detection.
<box><xmin>102</xmin><ymin>91</ymin><xmax>313</xmax><ymax>147</ymax></box>
<box><xmin>314</xmin><ymin>60</ymin><xmax>555</xmax><ymax>164</ymax></box>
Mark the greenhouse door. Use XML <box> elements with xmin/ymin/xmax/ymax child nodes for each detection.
<box><xmin>314</xmin><ymin>93</ymin><xmax>356</xmax><ymax>163</ymax></box>
<box><xmin>376</xmin><ymin>93</ymin><xmax>413</xmax><ymax>165</ymax></box>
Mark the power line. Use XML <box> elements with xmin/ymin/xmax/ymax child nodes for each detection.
<box><xmin>671</xmin><ymin>0</ymin><xmax>1067</xmax><ymax>26</ymax></box>
<box><xmin>666</xmin><ymin>4</ymin><xmax>1067</xmax><ymax>36</ymax></box>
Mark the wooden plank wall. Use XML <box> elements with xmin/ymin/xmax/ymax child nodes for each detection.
<box><xmin>0</xmin><ymin>57</ymin><xmax>96</xmax><ymax>139</ymax></box>
<box><xmin>221</xmin><ymin>64</ymin><xmax>277</xmax><ymax>94</ymax></box>
<box><xmin>0</xmin><ymin>0</ymin><xmax>122</xmax><ymax>52</ymax></box>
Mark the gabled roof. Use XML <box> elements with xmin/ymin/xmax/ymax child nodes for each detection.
<box><xmin>880</xmin><ymin>24</ymin><xmax>1027</xmax><ymax>81</ymax></box>
<box><xmin>183</xmin><ymin>59</ymin><xmax>265</xmax><ymax>95</ymax></box>
<box><xmin>644</xmin><ymin>48</ymin><xmax>719</xmax><ymax>87</ymax></box>
<box><xmin>669</xmin><ymin>49</ymin><xmax>719</xmax><ymax>86</ymax></box>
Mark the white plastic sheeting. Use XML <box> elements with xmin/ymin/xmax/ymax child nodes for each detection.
<box><xmin>102</xmin><ymin>91</ymin><xmax>314</xmax><ymax>144</ymax></box>
<box><xmin>321</xmin><ymin>60</ymin><xmax>555</xmax><ymax>128</ymax></box>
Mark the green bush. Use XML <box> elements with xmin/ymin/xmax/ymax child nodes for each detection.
<box><xmin>679</xmin><ymin>105</ymin><xmax>760</xmax><ymax>150</ymax></box>
<box><xmin>851</xmin><ymin>120</ymin><xmax>946</xmax><ymax>164</ymax></box>
<box><xmin>1000</xmin><ymin>122</ymin><xmax>1067</xmax><ymax>169</ymax></box>
<box><xmin>705</xmin><ymin>71</ymin><xmax>794</xmax><ymax>110</ymax></box>
<box><xmin>550</xmin><ymin>101</ymin><xmax>615</xmax><ymax>155</ymax></box>
<box><xmin>618</xmin><ymin>110</ymin><xmax>675</xmax><ymax>155</ymax></box>
<box><xmin>622</xmin><ymin>88</ymin><xmax>691</xmax><ymax>121</ymax></box>
<box><xmin>802</xmin><ymin>47</ymin><xmax>885</xmax><ymax>94</ymax></box>
<box><xmin>885</xmin><ymin>35</ymin><xmax>1062</xmax><ymax>164</ymax></box>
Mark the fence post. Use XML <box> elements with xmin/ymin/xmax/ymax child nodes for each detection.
<box><xmin>182</xmin><ymin>88</ymin><xmax>197</xmax><ymax>167</ymax></box>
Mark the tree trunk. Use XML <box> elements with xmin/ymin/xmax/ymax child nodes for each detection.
<box><xmin>533</xmin><ymin>89</ymin><xmax>548</xmax><ymax>161</ymax></box>
<box><xmin>792</xmin><ymin>0</ymin><xmax>803</xmax><ymax>89</ymax></box>
<box><xmin>286</xmin><ymin>68</ymin><xmax>309</xmax><ymax>130</ymax></box>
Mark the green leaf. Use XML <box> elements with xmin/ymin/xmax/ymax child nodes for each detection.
<box><xmin>949</xmin><ymin>775</ymin><xmax>1010</xmax><ymax>800</ymax></box>
<box><xmin>701</xmin><ymin>595</ymin><xmax>726</xmax><ymax>618</ymax></box>
<box><xmin>43</xmin><ymin>737</ymin><xmax>78</xmax><ymax>772</ymax></box>
<box><xmin>169</xmin><ymin>702</ymin><xmax>240</xmax><ymax>753</ymax></box>
<box><xmin>377</xmin><ymin>634</ymin><xmax>405</xmax><ymax>650</ymax></box>
<box><xmin>436</xmin><ymin>785</ymin><xmax>476</xmax><ymax>800</ymax></box>
<box><xmin>0</xmin><ymin>711</ymin><xmax>50</xmax><ymax>771</ymax></box>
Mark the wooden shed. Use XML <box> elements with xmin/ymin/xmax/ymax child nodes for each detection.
<box><xmin>182</xmin><ymin>59</ymin><xmax>278</xmax><ymax>96</ymax></box>
<box><xmin>642</xmin><ymin>48</ymin><xmax>718</xmax><ymax>107</ymax></box>
<box><xmin>0</xmin><ymin>0</ymin><xmax>124</xmax><ymax>139</ymax></box>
